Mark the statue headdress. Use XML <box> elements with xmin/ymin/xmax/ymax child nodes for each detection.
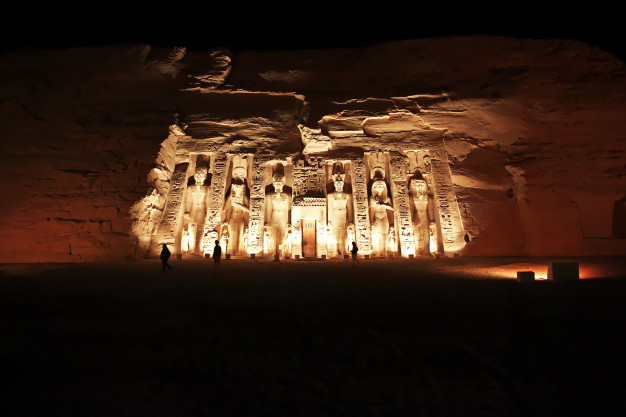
<box><xmin>232</xmin><ymin>155</ymin><xmax>248</xmax><ymax>180</ymax></box>
<box><xmin>369</xmin><ymin>150</ymin><xmax>386</xmax><ymax>180</ymax></box>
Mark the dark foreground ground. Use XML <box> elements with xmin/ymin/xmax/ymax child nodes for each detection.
<box><xmin>1</xmin><ymin>257</ymin><xmax>626</xmax><ymax>417</ymax></box>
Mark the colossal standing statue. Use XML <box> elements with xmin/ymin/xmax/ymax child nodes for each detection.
<box><xmin>182</xmin><ymin>166</ymin><xmax>209</xmax><ymax>254</ymax></box>
<box><xmin>410</xmin><ymin>175</ymin><xmax>431</xmax><ymax>255</ymax></box>
<box><xmin>368</xmin><ymin>151</ymin><xmax>394</xmax><ymax>257</ymax></box>
<box><xmin>222</xmin><ymin>157</ymin><xmax>250</xmax><ymax>255</ymax></box>
<box><xmin>369</xmin><ymin>177</ymin><xmax>394</xmax><ymax>257</ymax></box>
<box><xmin>264</xmin><ymin>164</ymin><xmax>292</xmax><ymax>258</ymax></box>
<box><xmin>327</xmin><ymin>162</ymin><xmax>353</xmax><ymax>257</ymax></box>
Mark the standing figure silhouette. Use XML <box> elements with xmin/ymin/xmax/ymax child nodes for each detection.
<box><xmin>350</xmin><ymin>241</ymin><xmax>359</xmax><ymax>266</ymax></box>
<box><xmin>213</xmin><ymin>240</ymin><xmax>222</xmax><ymax>272</ymax></box>
<box><xmin>160</xmin><ymin>244</ymin><xmax>173</xmax><ymax>271</ymax></box>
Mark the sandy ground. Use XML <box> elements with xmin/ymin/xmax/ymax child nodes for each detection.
<box><xmin>1</xmin><ymin>256</ymin><xmax>626</xmax><ymax>416</ymax></box>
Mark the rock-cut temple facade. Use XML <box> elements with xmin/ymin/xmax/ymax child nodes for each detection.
<box><xmin>3</xmin><ymin>39</ymin><xmax>626</xmax><ymax>262</ymax></box>
<box><xmin>131</xmin><ymin>117</ymin><xmax>466</xmax><ymax>259</ymax></box>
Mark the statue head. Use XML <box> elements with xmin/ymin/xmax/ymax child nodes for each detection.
<box><xmin>272</xmin><ymin>172</ymin><xmax>285</xmax><ymax>193</ymax></box>
<box><xmin>371</xmin><ymin>180</ymin><xmax>388</xmax><ymax>200</ymax></box>
<box><xmin>410</xmin><ymin>178</ymin><xmax>428</xmax><ymax>196</ymax></box>
<box><xmin>154</xmin><ymin>179</ymin><xmax>169</xmax><ymax>196</ymax></box>
<box><xmin>231</xmin><ymin>182</ymin><xmax>245</xmax><ymax>198</ymax></box>
<box><xmin>332</xmin><ymin>162</ymin><xmax>345</xmax><ymax>180</ymax></box>
<box><xmin>194</xmin><ymin>167</ymin><xmax>208</xmax><ymax>186</ymax></box>
<box><xmin>333</xmin><ymin>177</ymin><xmax>345</xmax><ymax>193</ymax></box>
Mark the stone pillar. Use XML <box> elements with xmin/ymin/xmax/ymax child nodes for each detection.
<box><xmin>350</xmin><ymin>157</ymin><xmax>372</xmax><ymax>255</ymax></box>
<box><xmin>153</xmin><ymin>162</ymin><xmax>189</xmax><ymax>253</ymax></box>
<box><xmin>430</xmin><ymin>150</ymin><xmax>466</xmax><ymax>254</ymax></box>
<box><xmin>201</xmin><ymin>154</ymin><xmax>228</xmax><ymax>254</ymax></box>
<box><xmin>247</xmin><ymin>156</ymin><xmax>267</xmax><ymax>254</ymax></box>
<box><xmin>389</xmin><ymin>152</ymin><xmax>415</xmax><ymax>257</ymax></box>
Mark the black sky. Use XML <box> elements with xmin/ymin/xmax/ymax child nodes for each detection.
<box><xmin>2</xmin><ymin>1</ymin><xmax>624</xmax><ymax>61</ymax></box>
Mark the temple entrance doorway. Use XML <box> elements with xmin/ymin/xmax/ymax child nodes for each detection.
<box><xmin>302</xmin><ymin>219</ymin><xmax>317</xmax><ymax>258</ymax></box>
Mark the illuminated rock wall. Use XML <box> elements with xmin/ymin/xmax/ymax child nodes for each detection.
<box><xmin>1</xmin><ymin>37</ymin><xmax>625</xmax><ymax>261</ymax></box>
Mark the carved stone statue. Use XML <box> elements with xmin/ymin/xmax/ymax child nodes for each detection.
<box><xmin>219</xmin><ymin>224</ymin><xmax>230</xmax><ymax>255</ymax></box>
<box><xmin>410</xmin><ymin>175</ymin><xmax>431</xmax><ymax>255</ymax></box>
<box><xmin>369</xmin><ymin>175</ymin><xmax>394</xmax><ymax>257</ymax></box>
<box><xmin>265</xmin><ymin>165</ymin><xmax>292</xmax><ymax>258</ymax></box>
<box><xmin>131</xmin><ymin>189</ymin><xmax>166</xmax><ymax>258</ymax></box>
<box><xmin>223</xmin><ymin>179</ymin><xmax>249</xmax><ymax>255</ymax></box>
<box><xmin>327</xmin><ymin>162</ymin><xmax>353</xmax><ymax>256</ymax></box>
<box><xmin>182</xmin><ymin>167</ymin><xmax>209</xmax><ymax>254</ymax></box>
<box><xmin>387</xmin><ymin>226</ymin><xmax>397</xmax><ymax>255</ymax></box>
<box><xmin>221</xmin><ymin>156</ymin><xmax>251</xmax><ymax>256</ymax></box>
<box><xmin>182</xmin><ymin>223</ymin><xmax>192</xmax><ymax>253</ymax></box>
<box><xmin>429</xmin><ymin>222</ymin><xmax>438</xmax><ymax>255</ymax></box>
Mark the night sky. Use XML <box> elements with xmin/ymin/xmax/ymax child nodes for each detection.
<box><xmin>2</xmin><ymin>1</ymin><xmax>624</xmax><ymax>61</ymax></box>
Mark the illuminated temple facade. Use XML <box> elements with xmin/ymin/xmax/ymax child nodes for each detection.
<box><xmin>132</xmin><ymin>112</ymin><xmax>467</xmax><ymax>259</ymax></box>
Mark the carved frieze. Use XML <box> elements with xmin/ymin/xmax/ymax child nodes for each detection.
<box><xmin>247</xmin><ymin>156</ymin><xmax>267</xmax><ymax>253</ymax></box>
<box><xmin>201</xmin><ymin>154</ymin><xmax>228</xmax><ymax>253</ymax></box>
<box><xmin>292</xmin><ymin>156</ymin><xmax>325</xmax><ymax>199</ymax></box>
<box><xmin>350</xmin><ymin>157</ymin><xmax>372</xmax><ymax>254</ymax></box>
<box><xmin>153</xmin><ymin>162</ymin><xmax>189</xmax><ymax>245</ymax></box>
<box><xmin>389</xmin><ymin>153</ymin><xmax>415</xmax><ymax>257</ymax></box>
<box><xmin>430</xmin><ymin>151</ymin><xmax>465</xmax><ymax>253</ymax></box>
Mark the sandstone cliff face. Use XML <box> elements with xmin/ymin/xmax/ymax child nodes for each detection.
<box><xmin>1</xmin><ymin>36</ymin><xmax>625</xmax><ymax>262</ymax></box>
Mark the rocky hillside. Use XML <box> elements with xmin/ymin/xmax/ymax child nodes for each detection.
<box><xmin>1</xmin><ymin>36</ymin><xmax>624</xmax><ymax>262</ymax></box>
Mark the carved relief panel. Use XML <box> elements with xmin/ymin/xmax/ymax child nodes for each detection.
<box><xmin>201</xmin><ymin>153</ymin><xmax>227</xmax><ymax>254</ymax></box>
<box><xmin>350</xmin><ymin>157</ymin><xmax>372</xmax><ymax>255</ymax></box>
<box><xmin>247</xmin><ymin>156</ymin><xmax>268</xmax><ymax>254</ymax></box>
<box><xmin>153</xmin><ymin>162</ymin><xmax>189</xmax><ymax>253</ymax></box>
<box><xmin>291</xmin><ymin>156</ymin><xmax>326</xmax><ymax>258</ymax></box>
<box><xmin>389</xmin><ymin>152</ymin><xmax>414</xmax><ymax>257</ymax></box>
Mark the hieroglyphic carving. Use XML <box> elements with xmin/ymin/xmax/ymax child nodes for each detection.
<box><xmin>292</xmin><ymin>156</ymin><xmax>327</xmax><ymax>257</ymax></box>
<box><xmin>247</xmin><ymin>156</ymin><xmax>267</xmax><ymax>253</ymax></box>
<box><xmin>350</xmin><ymin>157</ymin><xmax>372</xmax><ymax>254</ymax></box>
<box><xmin>389</xmin><ymin>153</ymin><xmax>415</xmax><ymax>257</ymax></box>
<box><xmin>430</xmin><ymin>153</ymin><xmax>465</xmax><ymax>253</ymax></box>
<box><xmin>153</xmin><ymin>163</ymin><xmax>189</xmax><ymax>247</ymax></box>
<box><xmin>202</xmin><ymin>154</ymin><xmax>228</xmax><ymax>253</ymax></box>
<box><xmin>292</xmin><ymin>156</ymin><xmax>325</xmax><ymax>198</ymax></box>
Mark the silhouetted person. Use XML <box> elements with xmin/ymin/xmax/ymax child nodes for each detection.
<box><xmin>213</xmin><ymin>240</ymin><xmax>222</xmax><ymax>271</ymax></box>
<box><xmin>350</xmin><ymin>241</ymin><xmax>359</xmax><ymax>266</ymax></box>
<box><xmin>160</xmin><ymin>244</ymin><xmax>172</xmax><ymax>271</ymax></box>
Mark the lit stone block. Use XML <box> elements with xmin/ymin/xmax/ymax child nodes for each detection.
<box><xmin>517</xmin><ymin>271</ymin><xmax>535</xmax><ymax>282</ymax></box>
<box><xmin>548</xmin><ymin>262</ymin><xmax>579</xmax><ymax>281</ymax></box>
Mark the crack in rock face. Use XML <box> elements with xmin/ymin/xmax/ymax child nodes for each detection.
<box><xmin>1</xmin><ymin>37</ymin><xmax>625</xmax><ymax>262</ymax></box>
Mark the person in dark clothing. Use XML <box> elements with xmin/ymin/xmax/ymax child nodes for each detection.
<box><xmin>160</xmin><ymin>244</ymin><xmax>173</xmax><ymax>271</ymax></box>
<box><xmin>350</xmin><ymin>241</ymin><xmax>359</xmax><ymax>266</ymax></box>
<box><xmin>213</xmin><ymin>240</ymin><xmax>222</xmax><ymax>271</ymax></box>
